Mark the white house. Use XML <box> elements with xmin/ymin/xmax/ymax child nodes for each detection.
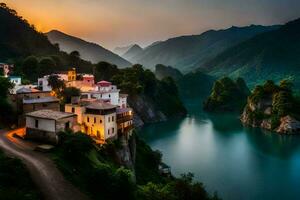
<box><xmin>82</xmin><ymin>81</ymin><xmax>127</xmax><ymax>107</ymax></box>
<box><xmin>25</xmin><ymin>110</ymin><xmax>78</xmax><ymax>144</ymax></box>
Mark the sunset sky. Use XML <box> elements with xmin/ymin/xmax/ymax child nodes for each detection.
<box><xmin>3</xmin><ymin>0</ymin><xmax>300</xmax><ymax>50</ymax></box>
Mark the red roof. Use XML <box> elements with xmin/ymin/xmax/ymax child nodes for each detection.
<box><xmin>97</xmin><ymin>80</ymin><xmax>111</xmax><ymax>87</ymax></box>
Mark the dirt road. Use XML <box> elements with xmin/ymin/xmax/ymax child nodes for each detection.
<box><xmin>0</xmin><ymin>130</ymin><xmax>89</xmax><ymax>200</ymax></box>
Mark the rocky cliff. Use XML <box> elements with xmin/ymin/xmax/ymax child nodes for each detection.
<box><xmin>128</xmin><ymin>95</ymin><xmax>168</xmax><ymax>128</ymax></box>
<box><xmin>241</xmin><ymin>80</ymin><xmax>300</xmax><ymax>134</ymax></box>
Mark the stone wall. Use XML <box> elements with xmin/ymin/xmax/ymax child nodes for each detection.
<box><xmin>25</xmin><ymin>128</ymin><xmax>58</xmax><ymax>144</ymax></box>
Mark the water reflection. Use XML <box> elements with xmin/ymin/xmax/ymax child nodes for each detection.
<box><xmin>140</xmin><ymin>98</ymin><xmax>300</xmax><ymax>200</ymax></box>
<box><xmin>244</xmin><ymin>127</ymin><xmax>300</xmax><ymax>159</ymax></box>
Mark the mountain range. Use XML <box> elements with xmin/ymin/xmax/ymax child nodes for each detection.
<box><xmin>46</xmin><ymin>30</ymin><xmax>131</xmax><ymax>68</ymax></box>
<box><xmin>202</xmin><ymin>18</ymin><xmax>300</xmax><ymax>87</ymax></box>
<box><xmin>128</xmin><ymin>25</ymin><xmax>280</xmax><ymax>72</ymax></box>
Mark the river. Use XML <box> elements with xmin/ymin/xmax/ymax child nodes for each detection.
<box><xmin>139</xmin><ymin>98</ymin><xmax>300</xmax><ymax>200</ymax></box>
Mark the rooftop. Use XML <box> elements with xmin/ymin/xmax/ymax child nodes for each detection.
<box><xmin>86</xmin><ymin>102</ymin><xmax>117</xmax><ymax>110</ymax></box>
<box><xmin>16</xmin><ymin>87</ymin><xmax>41</xmax><ymax>94</ymax></box>
<box><xmin>83</xmin><ymin>89</ymin><xmax>120</xmax><ymax>94</ymax></box>
<box><xmin>119</xmin><ymin>94</ymin><xmax>128</xmax><ymax>98</ymax></box>
<box><xmin>26</xmin><ymin>110</ymin><xmax>76</xmax><ymax>120</ymax></box>
<box><xmin>23</xmin><ymin>97</ymin><xmax>59</xmax><ymax>104</ymax></box>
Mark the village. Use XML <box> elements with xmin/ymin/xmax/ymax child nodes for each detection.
<box><xmin>0</xmin><ymin>63</ymin><xmax>134</xmax><ymax>147</ymax></box>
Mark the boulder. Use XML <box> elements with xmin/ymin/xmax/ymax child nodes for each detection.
<box><xmin>276</xmin><ymin>115</ymin><xmax>300</xmax><ymax>134</ymax></box>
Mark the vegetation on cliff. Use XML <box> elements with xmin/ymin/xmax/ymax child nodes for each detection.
<box><xmin>93</xmin><ymin>62</ymin><xmax>187</xmax><ymax>119</ymax></box>
<box><xmin>52</xmin><ymin>132</ymin><xmax>219</xmax><ymax>200</ymax></box>
<box><xmin>0</xmin><ymin>77</ymin><xmax>15</xmax><ymax>126</ymax></box>
<box><xmin>241</xmin><ymin>80</ymin><xmax>300</xmax><ymax>133</ymax></box>
<box><xmin>203</xmin><ymin>77</ymin><xmax>250</xmax><ymax>112</ymax></box>
<box><xmin>0</xmin><ymin>150</ymin><xmax>41</xmax><ymax>200</ymax></box>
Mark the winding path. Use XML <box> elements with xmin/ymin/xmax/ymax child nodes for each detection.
<box><xmin>0</xmin><ymin>129</ymin><xmax>89</xmax><ymax>200</ymax></box>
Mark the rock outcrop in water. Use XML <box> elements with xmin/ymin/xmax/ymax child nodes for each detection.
<box><xmin>241</xmin><ymin>80</ymin><xmax>300</xmax><ymax>134</ymax></box>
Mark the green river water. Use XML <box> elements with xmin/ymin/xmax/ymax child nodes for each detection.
<box><xmin>140</xmin><ymin>98</ymin><xmax>300</xmax><ymax>200</ymax></box>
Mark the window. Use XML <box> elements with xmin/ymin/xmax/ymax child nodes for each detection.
<box><xmin>112</xmin><ymin>116</ymin><xmax>114</xmax><ymax>122</ymax></box>
<box><xmin>94</xmin><ymin>117</ymin><xmax>96</xmax><ymax>123</ymax></box>
<box><xmin>109</xmin><ymin>94</ymin><xmax>111</xmax><ymax>98</ymax></box>
<box><xmin>108</xmin><ymin>129</ymin><xmax>110</xmax><ymax>135</ymax></box>
<box><xmin>35</xmin><ymin>119</ymin><xmax>39</xmax><ymax>128</ymax></box>
<box><xmin>65</xmin><ymin>122</ymin><xmax>70</xmax><ymax>130</ymax></box>
<box><xmin>112</xmin><ymin>128</ymin><xmax>114</xmax><ymax>134</ymax></box>
<box><xmin>100</xmin><ymin>119</ymin><xmax>102</xmax><ymax>123</ymax></box>
<box><xmin>72</xmin><ymin>107</ymin><xmax>75</xmax><ymax>113</ymax></box>
<box><xmin>87</xmin><ymin>117</ymin><xmax>89</xmax><ymax>122</ymax></box>
<box><xmin>108</xmin><ymin>117</ymin><xmax>110</xmax><ymax>122</ymax></box>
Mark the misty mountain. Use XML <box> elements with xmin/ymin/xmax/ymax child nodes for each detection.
<box><xmin>131</xmin><ymin>25</ymin><xmax>280</xmax><ymax>72</ymax></box>
<box><xmin>122</xmin><ymin>44</ymin><xmax>143</xmax><ymax>62</ymax></box>
<box><xmin>114</xmin><ymin>44</ymin><xmax>134</xmax><ymax>56</ymax></box>
<box><xmin>46</xmin><ymin>30</ymin><xmax>131</xmax><ymax>68</ymax></box>
<box><xmin>202</xmin><ymin>18</ymin><xmax>300</xmax><ymax>87</ymax></box>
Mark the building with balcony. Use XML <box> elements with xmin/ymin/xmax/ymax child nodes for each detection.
<box><xmin>82</xmin><ymin>102</ymin><xmax>118</xmax><ymax>143</ymax></box>
<box><xmin>116</xmin><ymin>107</ymin><xmax>134</xmax><ymax>140</ymax></box>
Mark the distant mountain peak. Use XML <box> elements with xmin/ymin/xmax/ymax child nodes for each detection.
<box><xmin>46</xmin><ymin>30</ymin><xmax>131</xmax><ymax>68</ymax></box>
<box><xmin>122</xmin><ymin>44</ymin><xmax>143</xmax><ymax>62</ymax></box>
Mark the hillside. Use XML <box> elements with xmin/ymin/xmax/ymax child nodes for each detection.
<box><xmin>0</xmin><ymin>3</ymin><xmax>95</xmax><ymax>81</ymax></box>
<box><xmin>177</xmin><ymin>71</ymin><xmax>215</xmax><ymax>99</ymax></box>
<box><xmin>202</xmin><ymin>18</ymin><xmax>300</xmax><ymax>88</ymax></box>
<box><xmin>130</xmin><ymin>25</ymin><xmax>280</xmax><ymax>72</ymax></box>
<box><xmin>0</xmin><ymin>4</ymin><xmax>58</xmax><ymax>61</ymax></box>
<box><xmin>46</xmin><ymin>30</ymin><xmax>131</xmax><ymax>68</ymax></box>
<box><xmin>122</xmin><ymin>44</ymin><xmax>143</xmax><ymax>62</ymax></box>
<box><xmin>203</xmin><ymin>77</ymin><xmax>250</xmax><ymax>112</ymax></box>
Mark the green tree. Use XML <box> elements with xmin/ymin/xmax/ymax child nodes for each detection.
<box><xmin>38</xmin><ymin>57</ymin><xmax>56</xmax><ymax>76</ymax></box>
<box><xmin>95</xmin><ymin>61</ymin><xmax>119</xmax><ymax>81</ymax></box>
<box><xmin>22</xmin><ymin>56</ymin><xmax>38</xmax><ymax>80</ymax></box>
<box><xmin>58</xmin><ymin>132</ymin><xmax>94</xmax><ymax>163</ymax></box>
<box><xmin>279</xmin><ymin>79</ymin><xmax>293</xmax><ymax>92</ymax></box>
<box><xmin>62</xmin><ymin>87</ymin><xmax>81</xmax><ymax>104</ymax></box>
<box><xmin>47</xmin><ymin>75</ymin><xmax>65</xmax><ymax>98</ymax></box>
<box><xmin>69</xmin><ymin>51</ymin><xmax>80</xmax><ymax>67</ymax></box>
<box><xmin>0</xmin><ymin>77</ymin><xmax>13</xmax><ymax>98</ymax></box>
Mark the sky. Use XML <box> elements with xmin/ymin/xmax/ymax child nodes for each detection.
<box><xmin>3</xmin><ymin>0</ymin><xmax>300</xmax><ymax>50</ymax></box>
